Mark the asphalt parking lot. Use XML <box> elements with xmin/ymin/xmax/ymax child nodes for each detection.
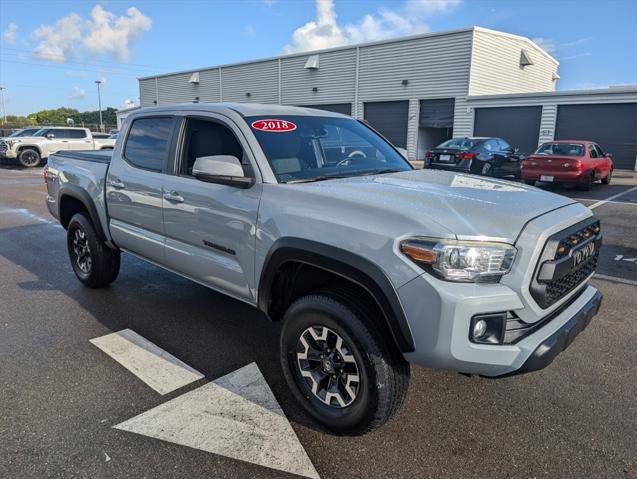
<box><xmin>1</xmin><ymin>165</ymin><xmax>635</xmax><ymax>479</ymax></box>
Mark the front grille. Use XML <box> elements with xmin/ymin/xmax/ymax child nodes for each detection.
<box><xmin>530</xmin><ymin>218</ymin><xmax>601</xmax><ymax>309</ymax></box>
<box><xmin>0</xmin><ymin>141</ymin><xmax>7</xmax><ymax>153</ymax></box>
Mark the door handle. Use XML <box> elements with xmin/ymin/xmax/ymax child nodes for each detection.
<box><xmin>108</xmin><ymin>178</ymin><xmax>126</xmax><ymax>189</ymax></box>
<box><xmin>163</xmin><ymin>191</ymin><xmax>184</xmax><ymax>203</ymax></box>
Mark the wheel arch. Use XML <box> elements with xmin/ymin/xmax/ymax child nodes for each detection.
<box><xmin>58</xmin><ymin>185</ymin><xmax>107</xmax><ymax>242</ymax></box>
<box><xmin>258</xmin><ymin>238</ymin><xmax>415</xmax><ymax>352</ymax></box>
<box><xmin>17</xmin><ymin>144</ymin><xmax>43</xmax><ymax>156</ymax></box>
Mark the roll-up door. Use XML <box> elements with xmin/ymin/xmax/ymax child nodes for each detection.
<box><xmin>364</xmin><ymin>101</ymin><xmax>409</xmax><ymax>148</ymax></box>
<box><xmin>474</xmin><ymin>106</ymin><xmax>542</xmax><ymax>155</ymax></box>
<box><xmin>303</xmin><ymin>103</ymin><xmax>352</xmax><ymax>116</ymax></box>
<box><xmin>555</xmin><ymin>103</ymin><xmax>637</xmax><ymax>170</ymax></box>
<box><xmin>420</xmin><ymin>98</ymin><xmax>455</xmax><ymax>128</ymax></box>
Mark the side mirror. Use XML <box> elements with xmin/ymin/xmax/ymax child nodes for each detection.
<box><xmin>192</xmin><ymin>155</ymin><xmax>253</xmax><ymax>188</ymax></box>
<box><xmin>46</xmin><ymin>133</ymin><xmax>55</xmax><ymax>139</ymax></box>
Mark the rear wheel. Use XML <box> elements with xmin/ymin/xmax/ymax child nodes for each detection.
<box><xmin>67</xmin><ymin>212</ymin><xmax>120</xmax><ymax>288</ymax></box>
<box><xmin>280</xmin><ymin>294</ymin><xmax>409</xmax><ymax>435</ymax></box>
<box><xmin>481</xmin><ymin>162</ymin><xmax>493</xmax><ymax>176</ymax></box>
<box><xmin>602</xmin><ymin>168</ymin><xmax>612</xmax><ymax>185</ymax></box>
<box><xmin>523</xmin><ymin>179</ymin><xmax>535</xmax><ymax>186</ymax></box>
<box><xmin>577</xmin><ymin>173</ymin><xmax>594</xmax><ymax>191</ymax></box>
<box><xmin>17</xmin><ymin>148</ymin><xmax>41</xmax><ymax>168</ymax></box>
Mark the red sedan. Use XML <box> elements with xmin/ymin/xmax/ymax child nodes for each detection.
<box><xmin>522</xmin><ymin>140</ymin><xmax>614</xmax><ymax>190</ymax></box>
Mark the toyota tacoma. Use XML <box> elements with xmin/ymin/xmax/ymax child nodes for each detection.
<box><xmin>45</xmin><ymin>104</ymin><xmax>603</xmax><ymax>434</ymax></box>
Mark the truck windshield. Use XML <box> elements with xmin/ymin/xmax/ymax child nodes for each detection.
<box><xmin>33</xmin><ymin>129</ymin><xmax>49</xmax><ymax>137</ymax></box>
<box><xmin>246</xmin><ymin>115</ymin><xmax>412</xmax><ymax>183</ymax></box>
<box><xmin>535</xmin><ymin>143</ymin><xmax>584</xmax><ymax>156</ymax></box>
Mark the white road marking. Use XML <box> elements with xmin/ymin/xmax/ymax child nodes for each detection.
<box><xmin>594</xmin><ymin>274</ymin><xmax>637</xmax><ymax>287</ymax></box>
<box><xmin>587</xmin><ymin>185</ymin><xmax>637</xmax><ymax>210</ymax></box>
<box><xmin>115</xmin><ymin>362</ymin><xmax>320</xmax><ymax>479</ymax></box>
<box><xmin>90</xmin><ymin>329</ymin><xmax>204</xmax><ymax>395</ymax></box>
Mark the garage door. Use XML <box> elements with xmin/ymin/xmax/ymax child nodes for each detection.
<box><xmin>474</xmin><ymin>106</ymin><xmax>542</xmax><ymax>155</ymax></box>
<box><xmin>302</xmin><ymin>103</ymin><xmax>352</xmax><ymax>116</ymax></box>
<box><xmin>364</xmin><ymin>101</ymin><xmax>409</xmax><ymax>148</ymax></box>
<box><xmin>555</xmin><ymin>103</ymin><xmax>637</xmax><ymax>170</ymax></box>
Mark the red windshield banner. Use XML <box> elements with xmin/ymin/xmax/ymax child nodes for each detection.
<box><xmin>251</xmin><ymin>119</ymin><xmax>297</xmax><ymax>132</ymax></box>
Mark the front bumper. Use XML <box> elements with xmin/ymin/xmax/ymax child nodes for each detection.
<box><xmin>399</xmin><ymin>275</ymin><xmax>602</xmax><ymax>377</ymax></box>
<box><xmin>489</xmin><ymin>290</ymin><xmax>602</xmax><ymax>377</ymax></box>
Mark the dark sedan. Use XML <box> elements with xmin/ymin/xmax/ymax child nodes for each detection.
<box><xmin>425</xmin><ymin>137</ymin><xmax>523</xmax><ymax>178</ymax></box>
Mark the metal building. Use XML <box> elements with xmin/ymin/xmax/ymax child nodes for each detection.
<box><xmin>136</xmin><ymin>26</ymin><xmax>637</xmax><ymax>169</ymax></box>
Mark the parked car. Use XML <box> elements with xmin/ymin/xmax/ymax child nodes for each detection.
<box><xmin>425</xmin><ymin>137</ymin><xmax>523</xmax><ymax>178</ymax></box>
<box><xmin>522</xmin><ymin>140</ymin><xmax>613</xmax><ymax>190</ymax></box>
<box><xmin>92</xmin><ymin>132</ymin><xmax>112</xmax><ymax>139</ymax></box>
<box><xmin>0</xmin><ymin>127</ymin><xmax>116</xmax><ymax>167</ymax></box>
<box><xmin>1</xmin><ymin>127</ymin><xmax>42</xmax><ymax>139</ymax></box>
<box><xmin>45</xmin><ymin>104</ymin><xmax>602</xmax><ymax>435</ymax></box>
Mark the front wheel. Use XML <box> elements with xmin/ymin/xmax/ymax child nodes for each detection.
<box><xmin>17</xmin><ymin>148</ymin><xmax>41</xmax><ymax>168</ymax></box>
<box><xmin>67</xmin><ymin>212</ymin><xmax>120</xmax><ymax>288</ymax></box>
<box><xmin>602</xmin><ymin>169</ymin><xmax>612</xmax><ymax>185</ymax></box>
<box><xmin>280</xmin><ymin>294</ymin><xmax>410</xmax><ymax>435</ymax></box>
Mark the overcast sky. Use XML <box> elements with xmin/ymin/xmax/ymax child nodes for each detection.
<box><xmin>1</xmin><ymin>0</ymin><xmax>636</xmax><ymax>115</ymax></box>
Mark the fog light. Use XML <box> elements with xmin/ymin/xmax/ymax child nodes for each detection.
<box><xmin>473</xmin><ymin>319</ymin><xmax>487</xmax><ymax>339</ymax></box>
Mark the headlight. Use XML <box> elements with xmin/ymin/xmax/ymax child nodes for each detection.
<box><xmin>400</xmin><ymin>238</ymin><xmax>516</xmax><ymax>283</ymax></box>
<box><xmin>5</xmin><ymin>140</ymin><xmax>15</xmax><ymax>147</ymax></box>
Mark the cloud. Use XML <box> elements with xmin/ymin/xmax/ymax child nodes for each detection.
<box><xmin>70</xmin><ymin>86</ymin><xmax>86</xmax><ymax>100</ymax></box>
<box><xmin>32</xmin><ymin>13</ymin><xmax>83</xmax><ymax>61</ymax></box>
<box><xmin>3</xmin><ymin>23</ymin><xmax>18</xmax><ymax>44</ymax></box>
<box><xmin>560</xmin><ymin>52</ymin><xmax>592</xmax><ymax>61</ymax></box>
<box><xmin>83</xmin><ymin>5</ymin><xmax>152</xmax><ymax>61</ymax></box>
<box><xmin>263</xmin><ymin>0</ymin><xmax>277</xmax><ymax>6</ymax></box>
<box><xmin>283</xmin><ymin>0</ymin><xmax>460</xmax><ymax>53</ymax></box>
<box><xmin>243</xmin><ymin>24</ymin><xmax>256</xmax><ymax>36</ymax></box>
<box><xmin>30</xmin><ymin>4</ymin><xmax>151</xmax><ymax>62</ymax></box>
<box><xmin>560</xmin><ymin>37</ymin><xmax>593</xmax><ymax>49</ymax></box>
<box><xmin>532</xmin><ymin>37</ymin><xmax>556</xmax><ymax>54</ymax></box>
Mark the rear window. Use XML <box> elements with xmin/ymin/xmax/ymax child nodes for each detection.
<box><xmin>535</xmin><ymin>143</ymin><xmax>584</xmax><ymax>156</ymax></box>
<box><xmin>437</xmin><ymin>138</ymin><xmax>482</xmax><ymax>150</ymax></box>
<box><xmin>67</xmin><ymin>129</ymin><xmax>87</xmax><ymax>139</ymax></box>
<box><xmin>123</xmin><ymin>117</ymin><xmax>175</xmax><ymax>171</ymax></box>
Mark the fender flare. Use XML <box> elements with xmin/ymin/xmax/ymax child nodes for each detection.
<box><xmin>258</xmin><ymin>237</ymin><xmax>415</xmax><ymax>352</ymax></box>
<box><xmin>16</xmin><ymin>144</ymin><xmax>43</xmax><ymax>156</ymax></box>
<box><xmin>58</xmin><ymin>184</ymin><xmax>107</xmax><ymax>242</ymax></box>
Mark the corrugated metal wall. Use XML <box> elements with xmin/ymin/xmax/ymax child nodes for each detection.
<box><xmin>469</xmin><ymin>30</ymin><xmax>558</xmax><ymax>96</ymax></box>
<box><xmin>139</xmin><ymin>78</ymin><xmax>157</xmax><ymax>106</ymax></box>
<box><xmin>538</xmin><ymin>104</ymin><xmax>557</xmax><ymax>145</ymax></box>
<box><xmin>222</xmin><ymin>60</ymin><xmax>279</xmax><ymax>103</ymax></box>
<box><xmin>281</xmin><ymin>49</ymin><xmax>356</xmax><ymax>105</ymax></box>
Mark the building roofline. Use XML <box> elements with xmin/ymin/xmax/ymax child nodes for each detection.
<box><xmin>473</xmin><ymin>26</ymin><xmax>559</xmax><ymax>65</ymax></box>
<box><xmin>467</xmin><ymin>85</ymin><xmax>637</xmax><ymax>101</ymax></box>
<box><xmin>138</xmin><ymin>26</ymin><xmax>482</xmax><ymax>81</ymax></box>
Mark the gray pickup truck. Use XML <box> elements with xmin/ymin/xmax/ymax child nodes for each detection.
<box><xmin>45</xmin><ymin>103</ymin><xmax>603</xmax><ymax>434</ymax></box>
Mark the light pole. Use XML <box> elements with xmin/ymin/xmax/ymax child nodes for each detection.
<box><xmin>95</xmin><ymin>80</ymin><xmax>103</xmax><ymax>132</ymax></box>
<box><xmin>0</xmin><ymin>86</ymin><xmax>6</xmax><ymax>126</ymax></box>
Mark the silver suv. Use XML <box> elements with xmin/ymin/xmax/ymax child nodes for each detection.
<box><xmin>45</xmin><ymin>104</ymin><xmax>603</xmax><ymax>434</ymax></box>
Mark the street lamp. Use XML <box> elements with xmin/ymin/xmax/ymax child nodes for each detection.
<box><xmin>95</xmin><ymin>80</ymin><xmax>103</xmax><ymax>132</ymax></box>
<box><xmin>0</xmin><ymin>86</ymin><xmax>6</xmax><ymax>126</ymax></box>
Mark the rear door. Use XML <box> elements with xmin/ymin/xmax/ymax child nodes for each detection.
<box><xmin>66</xmin><ymin>129</ymin><xmax>93</xmax><ymax>151</ymax></box>
<box><xmin>161</xmin><ymin>113</ymin><xmax>261</xmax><ymax>302</ymax></box>
<box><xmin>106</xmin><ymin>116</ymin><xmax>177</xmax><ymax>264</ymax></box>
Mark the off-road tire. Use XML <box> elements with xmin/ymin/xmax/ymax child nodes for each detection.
<box><xmin>67</xmin><ymin>212</ymin><xmax>120</xmax><ymax>288</ymax></box>
<box><xmin>280</xmin><ymin>293</ymin><xmax>410</xmax><ymax>435</ymax></box>
<box><xmin>17</xmin><ymin>148</ymin><xmax>41</xmax><ymax>168</ymax></box>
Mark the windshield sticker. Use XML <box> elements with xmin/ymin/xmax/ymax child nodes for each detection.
<box><xmin>251</xmin><ymin>119</ymin><xmax>297</xmax><ymax>132</ymax></box>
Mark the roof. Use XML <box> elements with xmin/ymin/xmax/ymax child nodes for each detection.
<box><xmin>139</xmin><ymin>26</ymin><xmax>557</xmax><ymax>81</ymax></box>
<box><xmin>468</xmin><ymin>84</ymin><xmax>637</xmax><ymax>101</ymax></box>
<box><xmin>130</xmin><ymin>102</ymin><xmax>350</xmax><ymax>118</ymax></box>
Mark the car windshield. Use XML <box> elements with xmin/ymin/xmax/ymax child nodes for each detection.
<box><xmin>246</xmin><ymin>115</ymin><xmax>412</xmax><ymax>183</ymax></box>
<box><xmin>535</xmin><ymin>143</ymin><xmax>584</xmax><ymax>156</ymax></box>
<box><xmin>8</xmin><ymin>128</ymin><xmax>39</xmax><ymax>137</ymax></box>
<box><xmin>437</xmin><ymin>138</ymin><xmax>482</xmax><ymax>150</ymax></box>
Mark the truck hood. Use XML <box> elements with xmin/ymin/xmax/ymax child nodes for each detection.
<box><xmin>296</xmin><ymin>169</ymin><xmax>577</xmax><ymax>243</ymax></box>
<box><xmin>3</xmin><ymin>136</ymin><xmax>47</xmax><ymax>143</ymax></box>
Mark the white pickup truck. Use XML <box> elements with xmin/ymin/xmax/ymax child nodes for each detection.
<box><xmin>0</xmin><ymin>126</ymin><xmax>116</xmax><ymax>167</ymax></box>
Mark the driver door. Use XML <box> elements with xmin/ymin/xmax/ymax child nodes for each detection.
<box><xmin>161</xmin><ymin>114</ymin><xmax>262</xmax><ymax>302</ymax></box>
<box><xmin>45</xmin><ymin>129</ymin><xmax>69</xmax><ymax>154</ymax></box>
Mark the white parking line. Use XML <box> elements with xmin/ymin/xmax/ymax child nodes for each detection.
<box><xmin>115</xmin><ymin>363</ymin><xmax>320</xmax><ymax>479</ymax></box>
<box><xmin>588</xmin><ymin>185</ymin><xmax>637</xmax><ymax>209</ymax></box>
<box><xmin>90</xmin><ymin>329</ymin><xmax>204</xmax><ymax>395</ymax></box>
<box><xmin>594</xmin><ymin>274</ymin><xmax>637</xmax><ymax>287</ymax></box>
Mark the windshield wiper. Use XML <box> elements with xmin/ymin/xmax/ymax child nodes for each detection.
<box><xmin>358</xmin><ymin>168</ymin><xmax>404</xmax><ymax>176</ymax></box>
<box><xmin>286</xmin><ymin>175</ymin><xmax>353</xmax><ymax>184</ymax></box>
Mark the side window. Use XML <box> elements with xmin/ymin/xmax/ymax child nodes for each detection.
<box><xmin>498</xmin><ymin>139</ymin><xmax>511</xmax><ymax>151</ymax></box>
<box><xmin>594</xmin><ymin>144</ymin><xmax>605</xmax><ymax>157</ymax></box>
<box><xmin>68</xmin><ymin>129</ymin><xmax>87</xmax><ymax>139</ymax></box>
<box><xmin>47</xmin><ymin>129</ymin><xmax>61</xmax><ymax>139</ymax></box>
<box><xmin>124</xmin><ymin>117</ymin><xmax>175</xmax><ymax>171</ymax></box>
<box><xmin>588</xmin><ymin>145</ymin><xmax>599</xmax><ymax>158</ymax></box>
<box><xmin>179</xmin><ymin>118</ymin><xmax>244</xmax><ymax>176</ymax></box>
<box><xmin>484</xmin><ymin>140</ymin><xmax>497</xmax><ymax>152</ymax></box>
